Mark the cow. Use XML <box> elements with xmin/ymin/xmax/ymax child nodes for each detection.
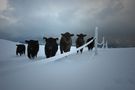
<box><xmin>87</xmin><ymin>37</ymin><xmax>94</xmax><ymax>51</ymax></box>
<box><xmin>76</xmin><ymin>34</ymin><xmax>87</xmax><ymax>53</ymax></box>
<box><xmin>25</xmin><ymin>40</ymin><xmax>39</xmax><ymax>59</ymax></box>
<box><xmin>16</xmin><ymin>44</ymin><xmax>25</xmax><ymax>56</ymax></box>
<box><xmin>43</xmin><ymin>37</ymin><xmax>58</xmax><ymax>58</ymax></box>
<box><xmin>60</xmin><ymin>32</ymin><xmax>74</xmax><ymax>54</ymax></box>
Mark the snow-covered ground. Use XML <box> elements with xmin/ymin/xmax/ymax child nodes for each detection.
<box><xmin>0</xmin><ymin>39</ymin><xmax>135</xmax><ymax>90</ymax></box>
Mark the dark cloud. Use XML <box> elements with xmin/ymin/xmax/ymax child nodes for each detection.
<box><xmin>0</xmin><ymin>0</ymin><xmax>135</xmax><ymax>47</ymax></box>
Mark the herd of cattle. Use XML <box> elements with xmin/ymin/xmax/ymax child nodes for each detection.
<box><xmin>16</xmin><ymin>32</ymin><xmax>94</xmax><ymax>59</ymax></box>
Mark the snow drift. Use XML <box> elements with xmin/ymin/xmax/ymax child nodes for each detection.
<box><xmin>0</xmin><ymin>39</ymin><xmax>135</xmax><ymax>90</ymax></box>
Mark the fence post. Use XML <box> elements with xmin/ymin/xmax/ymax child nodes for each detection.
<box><xmin>102</xmin><ymin>37</ymin><xmax>105</xmax><ymax>49</ymax></box>
<box><xmin>105</xmin><ymin>41</ymin><xmax>108</xmax><ymax>49</ymax></box>
<box><xmin>95</xmin><ymin>27</ymin><xmax>98</xmax><ymax>55</ymax></box>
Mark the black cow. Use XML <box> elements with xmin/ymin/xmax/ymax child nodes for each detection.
<box><xmin>76</xmin><ymin>34</ymin><xmax>87</xmax><ymax>53</ymax></box>
<box><xmin>16</xmin><ymin>44</ymin><xmax>25</xmax><ymax>56</ymax></box>
<box><xmin>60</xmin><ymin>32</ymin><xmax>74</xmax><ymax>54</ymax></box>
<box><xmin>25</xmin><ymin>40</ymin><xmax>39</xmax><ymax>59</ymax></box>
<box><xmin>43</xmin><ymin>37</ymin><xmax>58</xmax><ymax>58</ymax></box>
<box><xmin>87</xmin><ymin>37</ymin><xmax>94</xmax><ymax>51</ymax></box>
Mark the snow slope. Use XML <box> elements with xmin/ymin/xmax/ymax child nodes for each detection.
<box><xmin>0</xmin><ymin>39</ymin><xmax>135</xmax><ymax>90</ymax></box>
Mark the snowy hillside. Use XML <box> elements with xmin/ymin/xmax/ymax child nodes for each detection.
<box><xmin>0</xmin><ymin>39</ymin><xmax>135</xmax><ymax>90</ymax></box>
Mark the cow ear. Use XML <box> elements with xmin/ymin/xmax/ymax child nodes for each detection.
<box><xmin>35</xmin><ymin>40</ymin><xmax>38</xmax><ymax>43</ymax></box>
<box><xmin>84</xmin><ymin>34</ymin><xmax>87</xmax><ymax>37</ymax></box>
<box><xmin>77</xmin><ymin>34</ymin><xmax>79</xmax><ymax>36</ymax></box>
<box><xmin>43</xmin><ymin>37</ymin><xmax>46</xmax><ymax>39</ymax></box>
<box><xmin>55</xmin><ymin>38</ymin><xmax>59</xmax><ymax>41</ymax></box>
<box><xmin>55</xmin><ymin>38</ymin><xmax>59</xmax><ymax>40</ymax></box>
<box><xmin>44</xmin><ymin>37</ymin><xmax>48</xmax><ymax>42</ymax></box>
<box><xmin>16</xmin><ymin>44</ymin><xmax>18</xmax><ymax>46</ymax></box>
<box><xmin>71</xmin><ymin>34</ymin><xmax>74</xmax><ymax>36</ymax></box>
<box><xmin>25</xmin><ymin>40</ymin><xmax>29</xmax><ymax>43</ymax></box>
<box><xmin>43</xmin><ymin>37</ymin><xmax>47</xmax><ymax>40</ymax></box>
<box><xmin>61</xmin><ymin>33</ymin><xmax>64</xmax><ymax>36</ymax></box>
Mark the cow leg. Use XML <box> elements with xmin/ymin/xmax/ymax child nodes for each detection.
<box><xmin>88</xmin><ymin>47</ymin><xmax>90</xmax><ymax>51</ymax></box>
<box><xmin>80</xmin><ymin>48</ymin><xmax>83</xmax><ymax>53</ymax></box>
<box><xmin>23</xmin><ymin>51</ymin><xmax>25</xmax><ymax>55</ymax></box>
<box><xmin>60</xmin><ymin>46</ymin><xmax>63</xmax><ymax>54</ymax></box>
<box><xmin>16</xmin><ymin>52</ymin><xmax>18</xmax><ymax>55</ymax></box>
<box><xmin>46</xmin><ymin>54</ymin><xmax>50</xmax><ymax>58</ymax></box>
<box><xmin>28</xmin><ymin>52</ymin><xmax>31</xmax><ymax>59</ymax></box>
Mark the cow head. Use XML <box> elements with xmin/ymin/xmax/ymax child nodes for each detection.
<box><xmin>77</xmin><ymin>34</ymin><xmax>87</xmax><ymax>38</ymax></box>
<box><xmin>43</xmin><ymin>37</ymin><xmax>58</xmax><ymax>44</ymax></box>
<box><xmin>43</xmin><ymin>37</ymin><xmax>58</xmax><ymax>52</ymax></box>
<box><xmin>61</xmin><ymin>32</ymin><xmax>74</xmax><ymax>40</ymax></box>
<box><xmin>25</xmin><ymin>40</ymin><xmax>39</xmax><ymax>45</ymax></box>
<box><xmin>43</xmin><ymin>37</ymin><xmax>58</xmax><ymax>47</ymax></box>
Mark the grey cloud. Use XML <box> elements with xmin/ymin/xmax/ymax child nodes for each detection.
<box><xmin>0</xmin><ymin>0</ymin><xmax>135</xmax><ymax>47</ymax></box>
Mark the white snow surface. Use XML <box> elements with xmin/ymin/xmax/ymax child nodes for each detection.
<box><xmin>0</xmin><ymin>39</ymin><xmax>135</xmax><ymax>90</ymax></box>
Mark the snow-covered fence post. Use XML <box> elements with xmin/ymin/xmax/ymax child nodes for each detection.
<box><xmin>95</xmin><ymin>27</ymin><xmax>98</xmax><ymax>55</ymax></box>
<box><xmin>102</xmin><ymin>37</ymin><xmax>105</xmax><ymax>49</ymax></box>
<box><xmin>105</xmin><ymin>41</ymin><xmax>108</xmax><ymax>49</ymax></box>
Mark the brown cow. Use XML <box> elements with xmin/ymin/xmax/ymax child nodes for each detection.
<box><xmin>76</xmin><ymin>34</ymin><xmax>87</xmax><ymax>53</ymax></box>
<box><xmin>87</xmin><ymin>37</ymin><xmax>94</xmax><ymax>51</ymax></box>
<box><xmin>25</xmin><ymin>40</ymin><xmax>39</xmax><ymax>59</ymax></box>
<box><xmin>43</xmin><ymin>37</ymin><xmax>58</xmax><ymax>58</ymax></box>
<box><xmin>16</xmin><ymin>44</ymin><xmax>25</xmax><ymax>56</ymax></box>
<box><xmin>60</xmin><ymin>32</ymin><xmax>74</xmax><ymax>54</ymax></box>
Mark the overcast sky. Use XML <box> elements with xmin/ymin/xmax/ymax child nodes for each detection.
<box><xmin>0</xmin><ymin>0</ymin><xmax>135</xmax><ymax>46</ymax></box>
